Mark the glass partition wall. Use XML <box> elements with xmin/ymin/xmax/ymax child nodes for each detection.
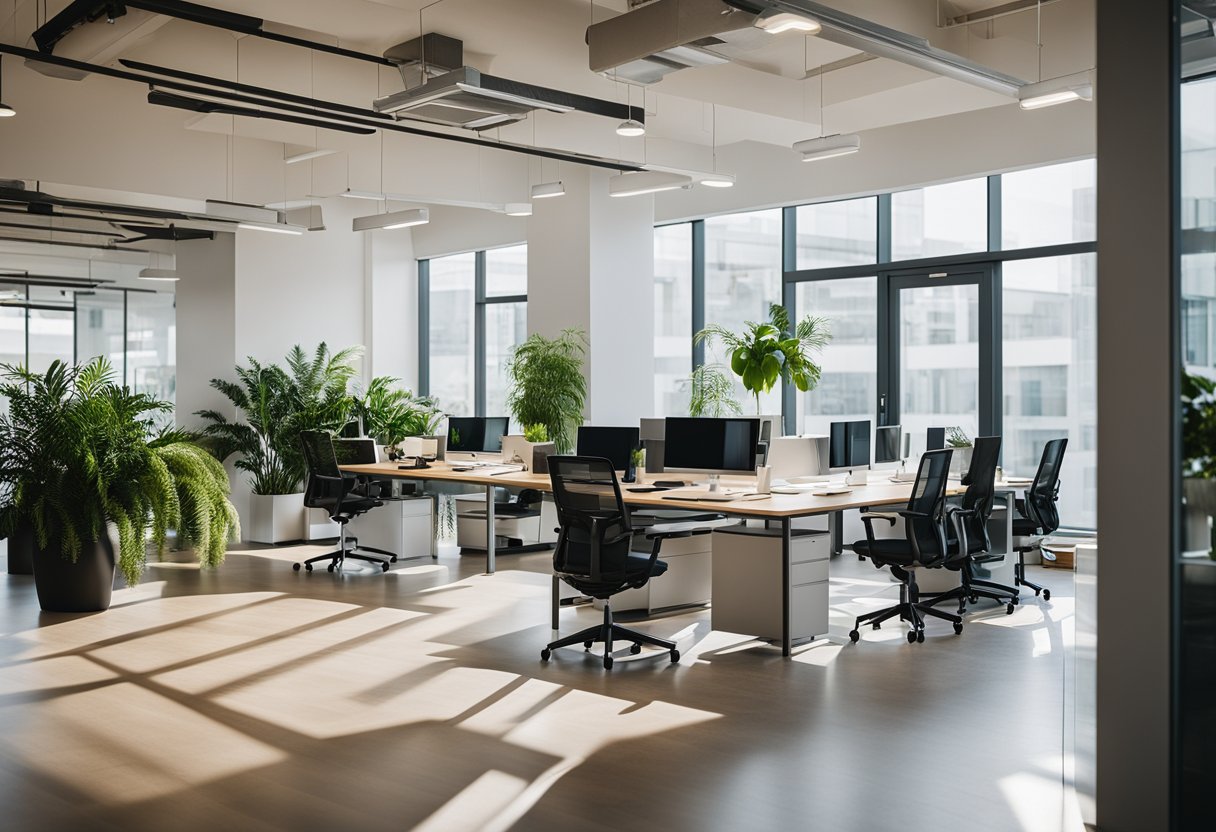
<box><xmin>658</xmin><ymin>160</ymin><xmax>1098</xmax><ymax>529</ymax></box>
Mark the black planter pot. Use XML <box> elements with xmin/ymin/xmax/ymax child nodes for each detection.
<box><xmin>6</xmin><ymin>524</ymin><xmax>35</xmax><ymax>575</ymax></box>
<box><xmin>30</xmin><ymin>534</ymin><xmax>117</xmax><ymax>613</ymax></box>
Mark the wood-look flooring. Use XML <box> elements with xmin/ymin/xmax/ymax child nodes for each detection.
<box><xmin>0</xmin><ymin>538</ymin><xmax>1080</xmax><ymax>832</ymax></box>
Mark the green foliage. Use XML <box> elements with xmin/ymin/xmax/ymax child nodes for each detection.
<box><xmin>0</xmin><ymin>360</ymin><xmax>238</xmax><ymax>585</ymax></box>
<box><xmin>352</xmin><ymin>376</ymin><xmax>444</xmax><ymax>447</ymax></box>
<box><xmin>946</xmin><ymin>427</ymin><xmax>972</xmax><ymax>448</ymax></box>
<box><xmin>198</xmin><ymin>342</ymin><xmax>361</xmax><ymax>494</ymax></box>
<box><xmin>695</xmin><ymin>304</ymin><xmax>831</xmax><ymax>414</ymax></box>
<box><xmin>506</xmin><ymin>328</ymin><xmax>587</xmax><ymax>454</ymax></box>
<box><xmin>684</xmin><ymin>363</ymin><xmax>743</xmax><ymax>418</ymax></box>
<box><xmin>1183</xmin><ymin>371</ymin><xmax>1216</xmax><ymax>478</ymax></box>
<box><xmin>523</xmin><ymin>423</ymin><xmax>549</xmax><ymax>443</ymax></box>
<box><xmin>630</xmin><ymin>447</ymin><xmax>645</xmax><ymax>468</ymax></box>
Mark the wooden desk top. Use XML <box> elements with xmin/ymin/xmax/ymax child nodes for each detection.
<box><xmin>340</xmin><ymin>460</ymin><xmax>959</xmax><ymax>519</ymax></box>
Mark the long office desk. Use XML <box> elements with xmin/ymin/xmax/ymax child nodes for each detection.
<box><xmin>341</xmin><ymin>460</ymin><xmax>962</xmax><ymax>656</ymax></box>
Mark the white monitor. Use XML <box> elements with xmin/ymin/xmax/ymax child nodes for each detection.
<box><xmin>768</xmin><ymin>436</ymin><xmax>830</xmax><ymax>483</ymax></box>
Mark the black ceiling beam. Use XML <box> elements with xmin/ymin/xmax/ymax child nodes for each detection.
<box><xmin>0</xmin><ymin>43</ymin><xmax>644</xmax><ymax>173</ymax></box>
<box><xmin>0</xmin><ymin>205</ymin><xmax>137</xmax><ymax>225</ymax></box>
<box><xmin>0</xmin><ymin>235</ymin><xmax>152</xmax><ymax>252</ymax></box>
<box><xmin>147</xmin><ymin>90</ymin><xmax>377</xmax><ymax>135</ymax></box>
<box><xmin>0</xmin><ymin>220</ymin><xmax>125</xmax><ymax>238</ymax></box>
<box><xmin>33</xmin><ymin>0</ymin><xmax>393</xmax><ymax>66</ymax></box>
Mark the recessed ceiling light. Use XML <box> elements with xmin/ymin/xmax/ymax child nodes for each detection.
<box><xmin>757</xmin><ymin>12</ymin><xmax>821</xmax><ymax>35</ymax></box>
<box><xmin>793</xmin><ymin>133</ymin><xmax>861</xmax><ymax>162</ymax></box>
<box><xmin>616</xmin><ymin>119</ymin><xmax>645</xmax><ymax>137</ymax></box>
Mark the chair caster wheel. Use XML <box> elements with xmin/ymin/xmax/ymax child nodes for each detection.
<box><xmin>916</xmin><ymin>631</ymin><xmax>925</xmax><ymax>643</ymax></box>
<box><xmin>907</xmin><ymin>630</ymin><xmax>918</xmax><ymax>644</ymax></box>
<box><xmin>540</xmin><ymin>648</ymin><xmax>551</xmax><ymax>661</ymax></box>
<box><xmin>304</xmin><ymin>563</ymin><xmax>313</xmax><ymax>572</ymax></box>
<box><xmin>293</xmin><ymin>563</ymin><xmax>301</xmax><ymax>571</ymax></box>
<box><xmin>630</xmin><ymin>644</ymin><xmax>642</xmax><ymax>655</ymax></box>
<box><xmin>603</xmin><ymin>656</ymin><xmax>614</xmax><ymax>670</ymax></box>
<box><xmin>849</xmin><ymin>630</ymin><xmax>860</xmax><ymax>643</ymax></box>
<box><xmin>969</xmin><ymin>596</ymin><xmax>979</xmax><ymax>604</ymax></box>
<box><xmin>871</xmin><ymin>622</ymin><xmax>881</xmax><ymax>630</ymax></box>
<box><xmin>381</xmin><ymin>563</ymin><xmax>390</xmax><ymax>572</ymax></box>
<box><xmin>583</xmin><ymin>641</ymin><xmax>593</xmax><ymax>650</ymax></box>
<box><xmin>1042</xmin><ymin>589</ymin><xmax>1051</xmax><ymax>601</ymax></box>
<box><xmin>390</xmin><ymin>556</ymin><xmax>398</xmax><ymax>563</ymax></box>
<box><xmin>1005</xmin><ymin>603</ymin><xmax>1015</xmax><ymax>615</ymax></box>
<box><xmin>670</xmin><ymin>650</ymin><xmax>680</xmax><ymax>664</ymax></box>
<box><xmin>953</xmin><ymin>623</ymin><xmax>964</xmax><ymax>635</ymax></box>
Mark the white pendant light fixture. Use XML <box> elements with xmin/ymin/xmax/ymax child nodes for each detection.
<box><xmin>504</xmin><ymin>203</ymin><xmax>533</xmax><ymax>217</ymax></box>
<box><xmin>284</xmin><ymin>147</ymin><xmax>336</xmax><ymax>165</ymax></box>
<box><xmin>1018</xmin><ymin>71</ymin><xmax>1093</xmax><ymax>110</ymax></box>
<box><xmin>616</xmin><ymin>83</ymin><xmax>645</xmax><ymax>137</ymax></box>
<box><xmin>794</xmin><ymin>54</ymin><xmax>860</xmax><ymax>162</ymax></box>
<box><xmin>352</xmin><ymin>207</ymin><xmax>430</xmax><ymax>232</ymax></box>
<box><xmin>531</xmin><ymin>181</ymin><xmax>565</xmax><ymax>199</ymax></box>
<box><xmin>140</xmin><ymin>246</ymin><xmax>178</xmax><ymax>281</ymax></box>
<box><xmin>1018</xmin><ymin>3</ymin><xmax>1092</xmax><ymax>111</ymax></box>
<box><xmin>238</xmin><ymin>221</ymin><xmax>306</xmax><ymax>235</ymax></box>
<box><xmin>757</xmin><ymin>11</ymin><xmax>821</xmax><ymax>36</ymax></box>
<box><xmin>0</xmin><ymin>57</ymin><xmax>15</xmax><ymax>118</ymax></box>
<box><xmin>608</xmin><ymin>170</ymin><xmax>693</xmax><ymax>198</ymax></box>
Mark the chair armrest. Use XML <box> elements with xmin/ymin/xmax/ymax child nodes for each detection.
<box><xmin>644</xmin><ymin>517</ymin><xmax>737</xmax><ymax>540</ymax></box>
<box><xmin>859</xmin><ymin>512</ymin><xmax>896</xmax><ymax>558</ymax></box>
<box><xmin>861</xmin><ymin>512</ymin><xmax>899</xmax><ymax>523</ymax></box>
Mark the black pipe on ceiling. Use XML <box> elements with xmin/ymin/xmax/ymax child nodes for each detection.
<box><xmin>147</xmin><ymin>90</ymin><xmax>377</xmax><ymax>135</ymax></box>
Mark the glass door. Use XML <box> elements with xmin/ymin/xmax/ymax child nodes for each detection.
<box><xmin>881</xmin><ymin>267</ymin><xmax>998</xmax><ymax>458</ymax></box>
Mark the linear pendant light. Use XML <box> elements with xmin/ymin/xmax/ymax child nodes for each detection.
<box><xmin>794</xmin><ymin>133</ymin><xmax>861</xmax><ymax>161</ymax></box>
<box><xmin>352</xmin><ymin>207</ymin><xmax>430</xmax><ymax>232</ymax></box>
<box><xmin>608</xmin><ymin>170</ymin><xmax>693</xmax><ymax>198</ymax></box>
<box><xmin>138</xmin><ymin>268</ymin><xmax>179</xmax><ymax>281</ymax></box>
<box><xmin>1018</xmin><ymin>72</ymin><xmax>1093</xmax><ymax>110</ymax></box>
<box><xmin>531</xmin><ymin>181</ymin><xmax>565</xmax><ymax>199</ymax></box>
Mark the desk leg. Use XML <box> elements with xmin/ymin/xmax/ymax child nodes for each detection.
<box><xmin>782</xmin><ymin>515</ymin><xmax>792</xmax><ymax>657</ymax></box>
<box><xmin>485</xmin><ymin>483</ymin><xmax>496</xmax><ymax>575</ymax></box>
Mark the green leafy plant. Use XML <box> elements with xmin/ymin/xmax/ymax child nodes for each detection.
<box><xmin>506</xmin><ymin>328</ymin><xmax>588</xmax><ymax>454</ymax></box>
<box><xmin>352</xmin><ymin>376</ymin><xmax>444</xmax><ymax>447</ymax></box>
<box><xmin>1183</xmin><ymin>371</ymin><xmax>1216</xmax><ymax>478</ymax></box>
<box><xmin>523</xmin><ymin>424</ymin><xmax>549</xmax><ymax>443</ymax></box>
<box><xmin>630</xmin><ymin>447</ymin><xmax>645</xmax><ymax>469</ymax></box>
<box><xmin>0</xmin><ymin>359</ymin><xmax>238</xmax><ymax>585</ymax></box>
<box><xmin>684</xmin><ymin>363</ymin><xmax>743</xmax><ymax>418</ymax></box>
<box><xmin>198</xmin><ymin>342</ymin><xmax>362</xmax><ymax>494</ymax></box>
<box><xmin>695</xmin><ymin>304</ymin><xmax>831</xmax><ymax>414</ymax></box>
<box><xmin>946</xmin><ymin>427</ymin><xmax>972</xmax><ymax>448</ymax></box>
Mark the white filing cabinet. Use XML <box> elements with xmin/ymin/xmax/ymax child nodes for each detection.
<box><xmin>711</xmin><ymin>526</ymin><xmax>831</xmax><ymax>643</ymax></box>
<box><xmin>348</xmin><ymin>497</ymin><xmax>435</xmax><ymax>561</ymax></box>
<box><xmin>455</xmin><ymin>493</ymin><xmax>559</xmax><ymax>550</ymax></box>
<box><xmin>601</xmin><ymin>533</ymin><xmax>714</xmax><ymax>615</ymax></box>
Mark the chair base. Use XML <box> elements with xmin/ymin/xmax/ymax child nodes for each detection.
<box><xmin>542</xmin><ymin>603</ymin><xmax>679</xmax><ymax>670</ymax></box>
<box><xmin>849</xmin><ymin>569</ymin><xmax>963</xmax><ymax>645</ymax></box>
<box><xmin>920</xmin><ymin>562</ymin><xmax>1020</xmax><ymax>616</ymax></box>
<box><xmin>293</xmin><ymin>523</ymin><xmax>391</xmax><ymax>574</ymax></box>
<box><xmin>1014</xmin><ymin>547</ymin><xmax>1051</xmax><ymax>600</ymax></box>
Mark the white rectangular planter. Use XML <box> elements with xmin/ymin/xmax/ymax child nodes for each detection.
<box><xmin>302</xmin><ymin>507</ymin><xmax>341</xmax><ymax>541</ymax></box>
<box><xmin>247</xmin><ymin>493</ymin><xmax>305</xmax><ymax>544</ymax></box>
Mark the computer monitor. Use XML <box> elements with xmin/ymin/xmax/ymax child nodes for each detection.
<box><xmin>829</xmin><ymin>420</ymin><xmax>871</xmax><ymax>471</ymax></box>
<box><xmin>926</xmin><ymin>427</ymin><xmax>946</xmax><ymax>452</ymax></box>
<box><xmin>577</xmin><ymin>426</ymin><xmax>641</xmax><ymax>471</ymax></box>
<box><xmin>874</xmin><ymin>425</ymin><xmax>902</xmax><ymax>465</ymax></box>
<box><xmin>768</xmin><ymin>436</ymin><xmax>830</xmax><ymax>482</ymax></box>
<box><xmin>338</xmin><ymin>419</ymin><xmax>363</xmax><ymax>439</ymax></box>
<box><xmin>663</xmin><ymin>417</ymin><xmax>761</xmax><ymax>475</ymax></box>
<box><xmin>446</xmin><ymin>416</ymin><xmax>509</xmax><ymax>455</ymax></box>
<box><xmin>333</xmin><ymin>437</ymin><xmax>379</xmax><ymax>465</ymax></box>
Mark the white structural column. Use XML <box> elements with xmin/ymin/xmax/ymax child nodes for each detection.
<box><xmin>175</xmin><ymin>233</ymin><xmax>237</xmax><ymax>432</ymax></box>
<box><xmin>365</xmin><ymin>228</ymin><xmax>419</xmax><ymax>389</ymax></box>
<box><xmin>527</xmin><ymin>165</ymin><xmax>656</xmax><ymax>424</ymax></box>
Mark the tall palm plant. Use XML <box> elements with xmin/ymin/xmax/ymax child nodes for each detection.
<box><xmin>695</xmin><ymin>304</ymin><xmax>832</xmax><ymax>414</ymax></box>
<box><xmin>506</xmin><ymin>328</ymin><xmax>587</xmax><ymax>454</ymax></box>
<box><xmin>351</xmin><ymin>376</ymin><xmax>444</xmax><ymax>447</ymax></box>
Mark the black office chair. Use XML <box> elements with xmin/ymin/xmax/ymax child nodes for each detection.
<box><xmin>293</xmin><ymin>431</ymin><xmax>392</xmax><ymax>574</ymax></box>
<box><xmin>921</xmin><ymin>436</ymin><xmax>1019</xmax><ymax>616</ymax></box>
<box><xmin>849</xmin><ymin>448</ymin><xmax>964</xmax><ymax>644</ymax></box>
<box><xmin>541</xmin><ymin>456</ymin><xmax>707</xmax><ymax>669</ymax></box>
<box><xmin>1012</xmin><ymin>437</ymin><xmax>1068</xmax><ymax>601</ymax></box>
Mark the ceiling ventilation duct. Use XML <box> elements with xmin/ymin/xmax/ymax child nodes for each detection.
<box><xmin>588</xmin><ymin>0</ymin><xmax>750</xmax><ymax>84</ymax></box>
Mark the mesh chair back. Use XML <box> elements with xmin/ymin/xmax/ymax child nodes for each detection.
<box><xmin>300</xmin><ymin>430</ymin><xmax>342</xmax><ymax>509</ymax></box>
<box><xmin>959</xmin><ymin>436</ymin><xmax>1002</xmax><ymax>551</ymax></box>
<box><xmin>1027</xmin><ymin>437</ymin><xmax>1067</xmax><ymax>534</ymax></box>
<box><xmin>905</xmin><ymin>448</ymin><xmax>953</xmax><ymax>562</ymax></box>
<box><xmin>547</xmin><ymin>456</ymin><xmax>632</xmax><ymax>581</ymax></box>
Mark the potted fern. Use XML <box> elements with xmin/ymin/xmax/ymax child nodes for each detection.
<box><xmin>506</xmin><ymin>328</ymin><xmax>587</xmax><ymax>455</ymax></box>
<box><xmin>0</xmin><ymin>359</ymin><xmax>239</xmax><ymax>612</ymax></box>
<box><xmin>352</xmin><ymin>376</ymin><xmax>443</xmax><ymax>460</ymax></box>
<box><xmin>695</xmin><ymin>304</ymin><xmax>831</xmax><ymax>414</ymax></box>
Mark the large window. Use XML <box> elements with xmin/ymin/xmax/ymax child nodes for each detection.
<box><xmin>655</xmin><ymin>159</ymin><xmax>1098</xmax><ymax>527</ymax></box>
<box><xmin>422</xmin><ymin>245</ymin><xmax>527</xmax><ymax>418</ymax></box>
<box><xmin>704</xmin><ymin>209</ymin><xmax>783</xmax><ymax>415</ymax></box>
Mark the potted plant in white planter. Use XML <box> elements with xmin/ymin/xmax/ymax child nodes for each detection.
<box><xmin>506</xmin><ymin>328</ymin><xmax>588</xmax><ymax>456</ymax></box>
<box><xmin>0</xmin><ymin>359</ymin><xmax>239</xmax><ymax>611</ymax></box>
<box><xmin>946</xmin><ymin>427</ymin><xmax>974</xmax><ymax>476</ymax></box>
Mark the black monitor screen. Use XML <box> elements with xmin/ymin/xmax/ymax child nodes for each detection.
<box><xmin>829</xmin><ymin>420</ymin><xmax>871</xmax><ymax>469</ymax></box>
<box><xmin>926</xmin><ymin>427</ymin><xmax>946</xmax><ymax>451</ymax></box>
<box><xmin>447</xmin><ymin>417</ymin><xmax>509</xmax><ymax>453</ymax></box>
<box><xmin>334</xmin><ymin>438</ymin><xmax>378</xmax><ymax>465</ymax></box>
<box><xmin>874</xmin><ymin>426</ymin><xmax>902</xmax><ymax>464</ymax></box>
<box><xmin>664</xmin><ymin>418</ymin><xmax>760</xmax><ymax>473</ymax></box>
<box><xmin>577</xmin><ymin>426</ymin><xmax>641</xmax><ymax>471</ymax></box>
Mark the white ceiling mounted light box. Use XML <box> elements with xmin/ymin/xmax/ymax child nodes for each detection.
<box><xmin>531</xmin><ymin>182</ymin><xmax>565</xmax><ymax>199</ymax></box>
<box><xmin>352</xmin><ymin>208</ymin><xmax>430</xmax><ymax>232</ymax></box>
<box><xmin>608</xmin><ymin>170</ymin><xmax>694</xmax><ymax>198</ymax></box>
<box><xmin>1018</xmin><ymin>71</ymin><xmax>1094</xmax><ymax>110</ymax></box>
<box><xmin>793</xmin><ymin>133</ymin><xmax>861</xmax><ymax>161</ymax></box>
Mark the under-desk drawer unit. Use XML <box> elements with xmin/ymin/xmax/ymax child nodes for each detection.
<box><xmin>711</xmin><ymin>527</ymin><xmax>830</xmax><ymax>643</ymax></box>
